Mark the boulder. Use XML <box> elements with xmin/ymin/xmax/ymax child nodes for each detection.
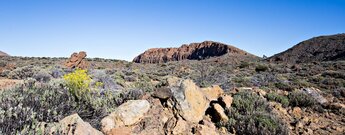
<box><xmin>107</xmin><ymin>127</ymin><xmax>132</xmax><ymax>135</ymax></box>
<box><xmin>172</xmin><ymin>118</ymin><xmax>191</xmax><ymax>135</ymax></box>
<box><xmin>169</xmin><ymin>79</ymin><xmax>209</xmax><ymax>123</ymax></box>
<box><xmin>212</xmin><ymin>103</ymin><xmax>229</xmax><ymax>122</ymax></box>
<box><xmin>45</xmin><ymin>114</ymin><xmax>103</xmax><ymax>135</ymax></box>
<box><xmin>153</xmin><ymin>87</ymin><xmax>172</xmax><ymax>100</ymax></box>
<box><xmin>101</xmin><ymin>100</ymin><xmax>150</xmax><ymax>133</ymax></box>
<box><xmin>201</xmin><ymin>85</ymin><xmax>224</xmax><ymax>101</ymax></box>
<box><xmin>301</xmin><ymin>87</ymin><xmax>328</xmax><ymax>104</ymax></box>
<box><xmin>65</xmin><ymin>51</ymin><xmax>89</xmax><ymax>69</ymax></box>
<box><xmin>219</xmin><ymin>95</ymin><xmax>233</xmax><ymax>109</ymax></box>
<box><xmin>195</xmin><ymin>125</ymin><xmax>219</xmax><ymax>135</ymax></box>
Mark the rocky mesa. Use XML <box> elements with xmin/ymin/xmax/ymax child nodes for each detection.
<box><xmin>133</xmin><ymin>41</ymin><xmax>255</xmax><ymax>63</ymax></box>
<box><xmin>268</xmin><ymin>33</ymin><xmax>345</xmax><ymax>63</ymax></box>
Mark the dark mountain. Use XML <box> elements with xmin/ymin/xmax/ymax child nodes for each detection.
<box><xmin>268</xmin><ymin>34</ymin><xmax>345</xmax><ymax>63</ymax></box>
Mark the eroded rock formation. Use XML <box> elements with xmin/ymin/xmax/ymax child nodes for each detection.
<box><xmin>65</xmin><ymin>51</ymin><xmax>89</xmax><ymax>69</ymax></box>
<box><xmin>133</xmin><ymin>41</ymin><xmax>252</xmax><ymax>63</ymax></box>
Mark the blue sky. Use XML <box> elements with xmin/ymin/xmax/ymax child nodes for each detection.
<box><xmin>1</xmin><ymin>0</ymin><xmax>344</xmax><ymax>61</ymax></box>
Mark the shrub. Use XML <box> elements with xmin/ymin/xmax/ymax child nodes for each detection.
<box><xmin>220</xmin><ymin>91</ymin><xmax>288</xmax><ymax>135</ymax></box>
<box><xmin>239</xmin><ymin>61</ymin><xmax>250</xmax><ymax>69</ymax></box>
<box><xmin>33</xmin><ymin>70</ymin><xmax>52</xmax><ymax>83</ymax></box>
<box><xmin>63</xmin><ymin>69</ymin><xmax>92</xmax><ymax>100</ymax></box>
<box><xmin>266</xmin><ymin>93</ymin><xmax>289</xmax><ymax>107</ymax></box>
<box><xmin>321</xmin><ymin>71</ymin><xmax>345</xmax><ymax>79</ymax></box>
<box><xmin>255</xmin><ymin>64</ymin><xmax>269</xmax><ymax>72</ymax></box>
<box><xmin>90</xmin><ymin>70</ymin><xmax>123</xmax><ymax>92</ymax></box>
<box><xmin>288</xmin><ymin>91</ymin><xmax>316</xmax><ymax>107</ymax></box>
<box><xmin>274</xmin><ymin>82</ymin><xmax>293</xmax><ymax>91</ymax></box>
<box><xmin>50</xmin><ymin>67</ymin><xmax>64</xmax><ymax>78</ymax></box>
<box><xmin>8</xmin><ymin>65</ymin><xmax>40</xmax><ymax>79</ymax></box>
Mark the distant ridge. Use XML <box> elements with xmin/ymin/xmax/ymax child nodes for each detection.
<box><xmin>0</xmin><ymin>51</ymin><xmax>9</xmax><ymax>57</ymax></box>
<box><xmin>268</xmin><ymin>34</ymin><xmax>345</xmax><ymax>63</ymax></box>
<box><xmin>133</xmin><ymin>41</ymin><xmax>256</xmax><ymax>63</ymax></box>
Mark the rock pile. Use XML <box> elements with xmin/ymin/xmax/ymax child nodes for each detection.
<box><xmin>65</xmin><ymin>51</ymin><xmax>89</xmax><ymax>69</ymax></box>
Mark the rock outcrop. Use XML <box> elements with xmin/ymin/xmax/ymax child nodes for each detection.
<box><xmin>101</xmin><ymin>100</ymin><xmax>150</xmax><ymax>133</ymax></box>
<box><xmin>168</xmin><ymin>79</ymin><xmax>209</xmax><ymax>123</ymax></box>
<box><xmin>268</xmin><ymin>33</ymin><xmax>345</xmax><ymax>63</ymax></box>
<box><xmin>65</xmin><ymin>51</ymin><xmax>89</xmax><ymax>69</ymax></box>
<box><xmin>40</xmin><ymin>114</ymin><xmax>103</xmax><ymax>135</ymax></box>
<box><xmin>0</xmin><ymin>51</ymin><xmax>9</xmax><ymax>57</ymax></box>
<box><xmin>133</xmin><ymin>41</ymin><xmax>253</xmax><ymax>63</ymax></box>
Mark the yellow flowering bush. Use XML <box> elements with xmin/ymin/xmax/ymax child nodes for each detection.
<box><xmin>63</xmin><ymin>69</ymin><xmax>92</xmax><ymax>99</ymax></box>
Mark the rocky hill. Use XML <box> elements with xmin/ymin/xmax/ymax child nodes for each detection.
<box><xmin>268</xmin><ymin>34</ymin><xmax>345</xmax><ymax>63</ymax></box>
<box><xmin>133</xmin><ymin>41</ymin><xmax>256</xmax><ymax>63</ymax></box>
<box><xmin>0</xmin><ymin>51</ymin><xmax>9</xmax><ymax>57</ymax></box>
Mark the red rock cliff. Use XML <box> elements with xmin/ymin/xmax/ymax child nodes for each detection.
<box><xmin>133</xmin><ymin>41</ymin><xmax>251</xmax><ymax>63</ymax></box>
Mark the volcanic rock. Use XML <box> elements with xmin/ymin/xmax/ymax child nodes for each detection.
<box><xmin>268</xmin><ymin>34</ymin><xmax>345</xmax><ymax>63</ymax></box>
<box><xmin>101</xmin><ymin>100</ymin><xmax>150</xmax><ymax>133</ymax></box>
<box><xmin>42</xmin><ymin>114</ymin><xmax>103</xmax><ymax>135</ymax></box>
<box><xmin>65</xmin><ymin>51</ymin><xmax>89</xmax><ymax>69</ymax></box>
<box><xmin>168</xmin><ymin>79</ymin><xmax>209</xmax><ymax>123</ymax></box>
<box><xmin>133</xmin><ymin>41</ymin><xmax>254</xmax><ymax>63</ymax></box>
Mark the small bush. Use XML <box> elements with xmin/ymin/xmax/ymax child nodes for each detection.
<box><xmin>321</xmin><ymin>71</ymin><xmax>345</xmax><ymax>79</ymax></box>
<box><xmin>255</xmin><ymin>64</ymin><xmax>269</xmax><ymax>72</ymax></box>
<box><xmin>266</xmin><ymin>93</ymin><xmax>289</xmax><ymax>107</ymax></box>
<box><xmin>8</xmin><ymin>65</ymin><xmax>40</xmax><ymax>79</ymax></box>
<box><xmin>274</xmin><ymin>82</ymin><xmax>293</xmax><ymax>91</ymax></box>
<box><xmin>220</xmin><ymin>91</ymin><xmax>289</xmax><ymax>135</ymax></box>
<box><xmin>63</xmin><ymin>69</ymin><xmax>92</xmax><ymax>100</ymax></box>
<box><xmin>239</xmin><ymin>61</ymin><xmax>250</xmax><ymax>69</ymax></box>
<box><xmin>288</xmin><ymin>91</ymin><xmax>316</xmax><ymax>107</ymax></box>
<box><xmin>33</xmin><ymin>70</ymin><xmax>52</xmax><ymax>83</ymax></box>
<box><xmin>90</xmin><ymin>70</ymin><xmax>123</xmax><ymax>92</ymax></box>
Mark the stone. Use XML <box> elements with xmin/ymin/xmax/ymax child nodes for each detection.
<box><xmin>101</xmin><ymin>100</ymin><xmax>150</xmax><ymax>133</ymax></box>
<box><xmin>48</xmin><ymin>114</ymin><xmax>103</xmax><ymax>135</ymax></box>
<box><xmin>195</xmin><ymin>125</ymin><xmax>219</xmax><ymax>135</ymax></box>
<box><xmin>201</xmin><ymin>85</ymin><xmax>224</xmax><ymax>101</ymax></box>
<box><xmin>65</xmin><ymin>51</ymin><xmax>89</xmax><ymax>69</ymax></box>
<box><xmin>107</xmin><ymin>127</ymin><xmax>132</xmax><ymax>135</ymax></box>
<box><xmin>172</xmin><ymin>119</ymin><xmax>190</xmax><ymax>135</ymax></box>
<box><xmin>133</xmin><ymin>41</ymin><xmax>253</xmax><ymax>63</ymax></box>
<box><xmin>301</xmin><ymin>87</ymin><xmax>328</xmax><ymax>104</ymax></box>
<box><xmin>219</xmin><ymin>95</ymin><xmax>233</xmax><ymax>109</ymax></box>
<box><xmin>213</xmin><ymin>103</ymin><xmax>229</xmax><ymax>122</ymax></box>
<box><xmin>153</xmin><ymin>87</ymin><xmax>172</xmax><ymax>100</ymax></box>
<box><xmin>169</xmin><ymin>79</ymin><xmax>209</xmax><ymax>123</ymax></box>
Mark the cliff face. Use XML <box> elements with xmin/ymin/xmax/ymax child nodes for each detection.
<box><xmin>133</xmin><ymin>41</ymin><xmax>252</xmax><ymax>63</ymax></box>
<box><xmin>268</xmin><ymin>34</ymin><xmax>345</xmax><ymax>63</ymax></box>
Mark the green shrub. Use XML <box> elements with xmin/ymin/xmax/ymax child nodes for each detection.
<box><xmin>219</xmin><ymin>91</ymin><xmax>288</xmax><ymax>135</ymax></box>
<box><xmin>255</xmin><ymin>64</ymin><xmax>269</xmax><ymax>72</ymax></box>
<box><xmin>275</xmin><ymin>82</ymin><xmax>293</xmax><ymax>91</ymax></box>
<box><xmin>63</xmin><ymin>69</ymin><xmax>93</xmax><ymax>100</ymax></box>
<box><xmin>0</xmin><ymin>79</ymin><xmax>119</xmax><ymax>134</ymax></box>
<box><xmin>266</xmin><ymin>93</ymin><xmax>289</xmax><ymax>107</ymax></box>
<box><xmin>239</xmin><ymin>61</ymin><xmax>250</xmax><ymax>69</ymax></box>
<box><xmin>288</xmin><ymin>91</ymin><xmax>316</xmax><ymax>107</ymax></box>
<box><xmin>8</xmin><ymin>65</ymin><xmax>40</xmax><ymax>79</ymax></box>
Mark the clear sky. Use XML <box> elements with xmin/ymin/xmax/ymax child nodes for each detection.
<box><xmin>1</xmin><ymin>0</ymin><xmax>345</xmax><ymax>61</ymax></box>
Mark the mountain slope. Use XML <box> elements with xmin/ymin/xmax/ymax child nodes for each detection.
<box><xmin>0</xmin><ymin>51</ymin><xmax>9</xmax><ymax>57</ymax></box>
<box><xmin>133</xmin><ymin>41</ymin><xmax>257</xmax><ymax>63</ymax></box>
<box><xmin>268</xmin><ymin>34</ymin><xmax>345</xmax><ymax>63</ymax></box>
